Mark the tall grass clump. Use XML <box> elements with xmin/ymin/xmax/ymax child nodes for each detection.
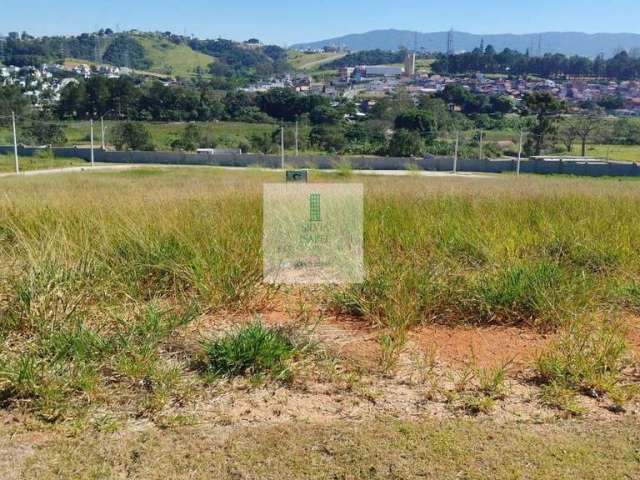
<box><xmin>537</xmin><ymin>315</ymin><xmax>637</xmax><ymax>412</ymax></box>
<box><xmin>333</xmin><ymin>176</ymin><xmax>640</xmax><ymax>332</ymax></box>
<box><xmin>201</xmin><ymin>321</ymin><xmax>297</xmax><ymax>381</ymax></box>
<box><xmin>0</xmin><ymin>296</ymin><xmax>198</xmax><ymax>419</ymax></box>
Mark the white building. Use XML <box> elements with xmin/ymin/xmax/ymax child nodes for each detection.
<box><xmin>364</xmin><ymin>65</ymin><xmax>404</xmax><ymax>77</ymax></box>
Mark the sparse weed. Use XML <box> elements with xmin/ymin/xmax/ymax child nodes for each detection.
<box><xmin>536</xmin><ymin>316</ymin><xmax>633</xmax><ymax>403</ymax></box>
<box><xmin>539</xmin><ymin>382</ymin><xmax>586</xmax><ymax>417</ymax></box>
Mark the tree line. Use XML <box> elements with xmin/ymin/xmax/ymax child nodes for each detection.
<box><xmin>432</xmin><ymin>46</ymin><xmax>640</xmax><ymax>80</ymax></box>
<box><xmin>321</xmin><ymin>49</ymin><xmax>409</xmax><ymax>69</ymax></box>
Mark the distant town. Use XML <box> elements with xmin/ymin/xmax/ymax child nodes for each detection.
<box><xmin>3</xmin><ymin>30</ymin><xmax>640</xmax><ymax>162</ymax></box>
<box><xmin>3</xmin><ymin>47</ymin><xmax>640</xmax><ymax>117</ymax></box>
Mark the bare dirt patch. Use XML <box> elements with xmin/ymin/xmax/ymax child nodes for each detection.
<box><xmin>626</xmin><ymin>316</ymin><xmax>640</xmax><ymax>354</ymax></box>
<box><xmin>409</xmin><ymin>325</ymin><xmax>553</xmax><ymax>371</ymax></box>
<box><xmin>188</xmin><ymin>305</ymin><xmax>553</xmax><ymax>374</ymax></box>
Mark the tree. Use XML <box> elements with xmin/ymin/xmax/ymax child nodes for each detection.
<box><xmin>25</xmin><ymin>122</ymin><xmax>67</xmax><ymax>145</ymax></box>
<box><xmin>523</xmin><ymin>92</ymin><xmax>563</xmax><ymax>155</ymax></box>
<box><xmin>597</xmin><ymin>95</ymin><xmax>624</xmax><ymax>111</ymax></box>
<box><xmin>102</xmin><ymin>36</ymin><xmax>151</xmax><ymax>70</ymax></box>
<box><xmin>572</xmin><ymin>109</ymin><xmax>605</xmax><ymax>157</ymax></box>
<box><xmin>310</xmin><ymin>105</ymin><xmax>341</xmax><ymax>125</ymax></box>
<box><xmin>394</xmin><ymin>109</ymin><xmax>438</xmax><ymax>142</ymax></box>
<box><xmin>490</xmin><ymin>95</ymin><xmax>515</xmax><ymax>114</ymax></box>
<box><xmin>559</xmin><ymin>118</ymin><xmax>579</xmax><ymax>152</ymax></box>
<box><xmin>255</xmin><ymin>88</ymin><xmax>322</xmax><ymax>121</ymax></box>
<box><xmin>0</xmin><ymin>85</ymin><xmax>31</xmax><ymax>120</ymax></box>
<box><xmin>250</xmin><ymin>132</ymin><xmax>275</xmax><ymax>153</ymax></box>
<box><xmin>171</xmin><ymin>123</ymin><xmax>202</xmax><ymax>151</ymax></box>
<box><xmin>309</xmin><ymin>125</ymin><xmax>346</xmax><ymax>153</ymax></box>
<box><xmin>388</xmin><ymin>129</ymin><xmax>424</xmax><ymax>157</ymax></box>
<box><xmin>111</xmin><ymin>122</ymin><xmax>154</xmax><ymax>151</ymax></box>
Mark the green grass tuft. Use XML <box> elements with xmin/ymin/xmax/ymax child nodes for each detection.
<box><xmin>202</xmin><ymin>321</ymin><xmax>297</xmax><ymax>380</ymax></box>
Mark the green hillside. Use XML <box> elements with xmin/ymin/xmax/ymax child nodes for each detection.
<box><xmin>288</xmin><ymin>50</ymin><xmax>347</xmax><ymax>70</ymax></box>
<box><xmin>134</xmin><ymin>34</ymin><xmax>215</xmax><ymax>77</ymax></box>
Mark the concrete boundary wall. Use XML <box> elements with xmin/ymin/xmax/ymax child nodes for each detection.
<box><xmin>1</xmin><ymin>146</ymin><xmax>639</xmax><ymax>177</ymax></box>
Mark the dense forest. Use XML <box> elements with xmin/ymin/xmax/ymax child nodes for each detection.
<box><xmin>321</xmin><ymin>49</ymin><xmax>409</xmax><ymax>69</ymax></box>
<box><xmin>52</xmin><ymin>77</ymin><xmax>330</xmax><ymax>123</ymax></box>
<box><xmin>432</xmin><ymin>46</ymin><xmax>640</xmax><ymax>80</ymax></box>
<box><xmin>188</xmin><ymin>38</ymin><xmax>289</xmax><ymax>77</ymax></box>
<box><xmin>102</xmin><ymin>36</ymin><xmax>151</xmax><ymax>70</ymax></box>
<box><xmin>0</xmin><ymin>31</ymin><xmax>109</xmax><ymax>66</ymax></box>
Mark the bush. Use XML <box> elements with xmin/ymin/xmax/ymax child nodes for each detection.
<box><xmin>388</xmin><ymin>129</ymin><xmax>424</xmax><ymax>157</ymax></box>
<box><xmin>111</xmin><ymin>122</ymin><xmax>154</xmax><ymax>151</ymax></box>
<box><xmin>171</xmin><ymin>124</ymin><xmax>203</xmax><ymax>151</ymax></box>
<box><xmin>24</xmin><ymin>122</ymin><xmax>67</xmax><ymax>146</ymax></box>
<box><xmin>201</xmin><ymin>321</ymin><xmax>296</xmax><ymax>380</ymax></box>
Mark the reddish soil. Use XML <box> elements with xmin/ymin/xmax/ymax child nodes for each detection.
<box><xmin>196</xmin><ymin>306</ymin><xmax>553</xmax><ymax>373</ymax></box>
<box><xmin>410</xmin><ymin>325</ymin><xmax>553</xmax><ymax>371</ymax></box>
<box><xmin>188</xmin><ymin>295</ymin><xmax>639</xmax><ymax>376</ymax></box>
<box><xmin>627</xmin><ymin>317</ymin><xmax>640</xmax><ymax>356</ymax></box>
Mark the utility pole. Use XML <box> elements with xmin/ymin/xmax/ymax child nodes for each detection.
<box><xmin>479</xmin><ymin>129</ymin><xmax>484</xmax><ymax>160</ymax></box>
<box><xmin>295</xmin><ymin>120</ymin><xmax>299</xmax><ymax>157</ymax></box>
<box><xmin>101</xmin><ymin>117</ymin><xmax>106</xmax><ymax>149</ymax></box>
<box><xmin>11</xmin><ymin>111</ymin><xmax>19</xmax><ymax>174</ymax></box>
<box><xmin>453</xmin><ymin>131</ymin><xmax>459</xmax><ymax>174</ymax></box>
<box><xmin>90</xmin><ymin>119</ymin><xmax>95</xmax><ymax>166</ymax></box>
<box><xmin>517</xmin><ymin>130</ymin><xmax>524</xmax><ymax>176</ymax></box>
<box><xmin>280</xmin><ymin>126</ymin><xmax>285</xmax><ymax>170</ymax></box>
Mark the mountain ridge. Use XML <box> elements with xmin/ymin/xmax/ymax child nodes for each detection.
<box><xmin>292</xmin><ymin>29</ymin><xmax>640</xmax><ymax>58</ymax></box>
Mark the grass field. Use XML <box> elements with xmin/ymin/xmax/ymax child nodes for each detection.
<box><xmin>288</xmin><ymin>50</ymin><xmax>347</xmax><ymax>70</ymax></box>
<box><xmin>0</xmin><ymin>121</ymin><xmax>280</xmax><ymax>151</ymax></box>
<box><xmin>0</xmin><ymin>154</ymin><xmax>87</xmax><ymax>173</ymax></box>
<box><xmin>10</xmin><ymin>417</ymin><xmax>640</xmax><ymax>479</ymax></box>
<box><xmin>135</xmin><ymin>35</ymin><xmax>215</xmax><ymax>78</ymax></box>
<box><xmin>0</xmin><ymin>168</ymin><xmax>638</xmax><ymax>477</ymax></box>
<box><xmin>568</xmin><ymin>144</ymin><xmax>640</xmax><ymax>162</ymax></box>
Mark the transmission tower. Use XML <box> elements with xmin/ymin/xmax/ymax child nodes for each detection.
<box><xmin>94</xmin><ymin>35</ymin><xmax>100</xmax><ymax>64</ymax></box>
<box><xmin>447</xmin><ymin>28</ymin><xmax>455</xmax><ymax>55</ymax></box>
<box><xmin>538</xmin><ymin>34</ymin><xmax>542</xmax><ymax>57</ymax></box>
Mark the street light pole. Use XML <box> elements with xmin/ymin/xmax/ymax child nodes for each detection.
<box><xmin>101</xmin><ymin>117</ymin><xmax>106</xmax><ymax>149</ymax></box>
<box><xmin>280</xmin><ymin>126</ymin><xmax>285</xmax><ymax>170</ymax></box>
<box><xmin>453</xmin><ymin>131</ymin><xmax>459</xmax><ymax>174</ymax></box>
<box><xmin>517</xmin><ymin>129</ymin><xmax>524</xmax><ymax>176</ymax></box>
<box><xmin>11</xmin><ymin>111</ymin><xmax>19</xmax><ymax>174</ymax></box>
<box><xmin>90</xmin><ymin>119</ymin><xmax>95</xmax><ymax>166</ymax></box>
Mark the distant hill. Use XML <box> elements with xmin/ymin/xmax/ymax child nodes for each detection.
<box><xmin>0</xmin><ymin>31</ymin><xmax>288</xmax><ymax>78</ymax></box>
<box><xmin>292</xmin><ymin>29</ymin><xmax>640</xmax><ymax>58</ymax></box>
<box><xmin>134</xmin><ymin>34</ymin><xmax>214</xmax><ymax>77</ymax></box>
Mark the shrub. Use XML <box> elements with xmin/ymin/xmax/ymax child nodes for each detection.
<box><xmin>111</xmin><ymin>121</ymin><xmax>154</xmax><ymax>151</ymax></box>
<box><xmin>388</xmin><ymin>129</ymin><xmax>424</xmax><ymax>157</ymax></box>
<box><xmin>201</xmin><ymin>321</ymin><xmax>296</xmax><ymax>380</ymax></box>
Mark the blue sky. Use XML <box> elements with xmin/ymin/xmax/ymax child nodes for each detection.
<box><xmin>3</xmin><ymin>0</ymin><xmax>640</xmax><ymax>45</ymax></box>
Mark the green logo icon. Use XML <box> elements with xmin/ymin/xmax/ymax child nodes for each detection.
<box><xmin>309</xmin><ymin>193</ymin><xmax>321</xmax><ymax>222</ymax></box>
